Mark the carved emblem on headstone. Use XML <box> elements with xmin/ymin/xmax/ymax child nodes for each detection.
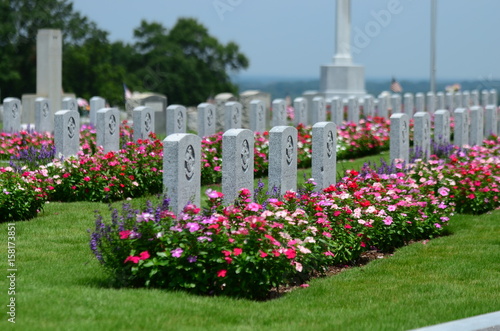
<box><xmin>233</xmin><ymin>106</ymin><xmax>239</xmax><ymax>125</ymax></box>
<box><xmin>144</xmin><ymin>112</ymin><xmax>152</xmax><ymax>132</ymax></box>
<box><xmin>177</xmin><ymin>110</ymin><xmax>184</xmax><ymax>130</ymax></box>
<box><xmin>12</xmin><ymin>103</ymin><xmax>18</xmax><ymax>119</ymax></box>
<box><xmin>258</xmin><ymin>104</ymin><xmax>264</xmax><ymax>122</ymax></box>
<box><xmin>241</xmin><ymin>139</ymin><xmax>250</xmax><ymax>172</ymax></box>
<box><xmin>401</xmin><ymin>120</ymin><xmax>407</xmax><ymax>145</ymax></box>
<box><xmin>42</xmin><ymin>102</ymin><xmax>49</xmax><ymax>118</ymax></box>
<box><xmin>68</xmin><ymin>117</ymin><xmax>76</xmax><ymax>138</ymax></box>
<box><xmin>326</xmin><ymin>130</ymin><xmax>334</xmax><ymax>158</ymax></box>
<box><xmin>207</xmin><ymin>108</ymin><xmax>213</xmax><ymax>127</ymax></box>
<box><xmin>285</xmin><ymin>135</ymin><xmax>294</xmax><ymax>165</ymax></box>
<box><xmin>109</xmin><ymin>114</ymin><xmax>116</xmax><ymax>135</ymax></box>
<box><xmin>184</xmin><ymin>145</ymin><xmax>195</xmax><ymax>180</ymax></box>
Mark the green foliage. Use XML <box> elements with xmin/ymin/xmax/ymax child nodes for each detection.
<box><xmin>1</xmin><ymin>1</ymin><xmax>248</xmax><ymax>107</ymax></box>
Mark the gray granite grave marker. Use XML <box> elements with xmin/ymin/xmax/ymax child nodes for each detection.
<box><xmin>348</xmin><ymin>96</ymin><xmax>359</xmax><ymax>123</ymax></box>
<box><xmin>312</xmin><ymin>122</ymin><xmax>337</xmax><ymax>191</ymax></box>
<box><xmin>469</xmin><ymin>106</ymin><xmax>483</xmax><ymax>146</ymax></box>
<box><xmin>133</xmin><ymin>106</ymin><xmax>154</xmax><ymax>141</ymax></box>
<box><xmin>35</xmin><ymin>97</ymin><xmax>51</xmax><ymax>133</ymax></box>
<box><xmin>268</xmin><ymin>126</ymin><xmax>297</xmax><ymax>196</ymax></box>
<box><xmin>96</xmin><ymin>108</ymin><xmax>120</xmax><ymax>153</ymax></box>
<box><xmin>377</xmin><ymin>95</ymin><xmax>389</xmax><ymax>118</ymax></box>
<box><xmin>331</xmin><ymin>96</ymin><xmax>343</xmax><ymax>124</ymax></box>
<box><xmin>363</xmin><ymin>95</ymin><xmax>374</xmax><ymax>118</ymax></box>
<box><xmin>434</xmin><ymin>109</ymin><xmax>450</xmax><ymax>146</ymax></box>
<box><xmin>272</xmin><ymin>99</ymin><xmax>287</xmax><ymax>127</ymax></box>
<box><xmin>197</xmin><ymin>103</ymin><xmax>216</xmax><ymax>137</ymax></box>
<box><xmin>490</xmin><ymin>89</ymin><xmax>498</xmax><ymax>106</ymax></box>
<box><xmin>454</xmin><ymin>108</ymin><xmax>469</xmax><ymax>147</ymax></box>
<box><xmin>167</xmin><ymin>105</ymin><xmax>187</xmax><ymax>135</ymax></box>
<box><xmin>90</xmin><ymin>96</ymin><xmax>105</xmax><ymax>126</ymax></box>
<box><xmin>222</xmin><ymin>129</ymin><xmax>254</xmax><ymax>204</ymax></box>
<box><xmin>390</xmin><ymin>113</ymin><xmax>409</xmax><ymax>163</ymax></box>
<box><xmin>426</xmin><ymin>92</ymin><xmax>436</xmax><ymax>114</ymax></box>
<box><xmin>163</xmin><ymin>134</ymin><xmax>201</xmax><ymax>215</ymax></box>
<box><xmin>2</xmin><ymin>98</ymin><xmax>21</xmax><ymax>133</ymax></box>
<box><xmin>481</xmin><ymin>90</ymin><xmax>490</xmax><ymax>107</ymax></box>
<box><xmin>54</xmin><ymin>109</ymin><xmax>80</xmax><ymax>157</ymax></box>
<box><xmin>391</xmin><ymin>94</ymin><xmax>402</xmax><ymax>114</ymax></box>
<box><xmin>436</xmin><ymin>92</ymin><xmax>445</xmax><ymax>110</ymax></box>
<box><xmin>454</xmin><ymin>91</ymin><xmax>463</xmax><ymax>108</ymax></box>
<box><xmin>415</xmin><ymin>93</ymin><xmax>425</xmax><ymax>114</ymax></box>
<box><xmin>311</xmin><ymin>96</ymin><xmax>326</xmax><ymax>125</ymax></box>
<box><xmin>250</xmin><ymin>100</ymin><xmax>266</xmax><ymax>132</ymax></box>
<box><xmin>403</xmin><ymin>93</ymin><xmax>414</xmax><ymax>117</ymax></box>
<box><xmin>462</xmin><ymin>91</ymin><xmax>471</xmax><ymax>108</ymax></box>
<box><xmin>225</xmin><ymin>101</ymin><xmax>242</xmax><ymax>131</ymax></box>
<box><xmin>445</xmin><ymin>92</ymin><xmax>454</xmax><ymax>112</ymax></box>
<box><xmin>484</xmin><ymin>105</ymin><xmax>498</xmax><ymax>137</ymax></box>
<box><xmin>413</xmin><ymin>112</ymin><xmax>431</xmax><ymax>160</ymax></box>
<box><xmin>62</xmin><ymin>97</ymin><xmax>77</xmax><ymax>112</ymax></box>
<box><xmin>471</xmin><ymin>90</ymin><xmax>479</xmax><ymax>106</ymax></box>
<box><xmin>293</xmin><ymin>97</ymin><xmax>308</xmax><ymax>126</ymax></box>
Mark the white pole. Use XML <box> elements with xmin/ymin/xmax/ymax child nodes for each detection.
<box><xmin>430</xmin><ymin>0</ymin><xmax>437</xmax><ymax>94</ymax></box>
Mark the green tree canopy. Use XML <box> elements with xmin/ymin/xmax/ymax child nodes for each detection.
<box><xmin>1</xmin><ymin>1</ymin><xmax>249</xmax><ymax>107</ymax></box>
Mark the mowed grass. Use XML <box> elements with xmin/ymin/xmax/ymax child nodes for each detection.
<box><xmin>1</xmin><ymin>153</ymin><xmax>499</xmax><ymax>330</ymax></box>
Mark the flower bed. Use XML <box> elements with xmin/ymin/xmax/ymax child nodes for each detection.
<box><xmin>90</xmin><ymin>137</ymin><xmax>500</xmax><ymax>299</ymax></box>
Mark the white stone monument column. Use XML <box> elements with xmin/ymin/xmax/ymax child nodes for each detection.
<box><xmin>320</xmin><ymin>0</ymin><xmax>366</xmax><ymax>99</ymax></box>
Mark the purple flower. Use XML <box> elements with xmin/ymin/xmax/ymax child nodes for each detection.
<box><xmin>187</xmin><ymin>255</ymin><xmax>197</xmax><ymax>263</ymax></box>
<box><xmin>197</xmin><ymin>236</ymin><xmax>212</xmax><ymax>242</ymax></box>
<box><xmin>136</xmin><ymin>212</ymin><xmax>154</xmax><ymax>222</ymax></box>
<box><xmin>171</xmin><ymin>248</ymin><xmax>183</xmax><ymax>258</ymax></box>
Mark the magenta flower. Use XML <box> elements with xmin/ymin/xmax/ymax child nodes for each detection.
<box><xmin>437</xmin><ymin>187</ymin><xmax>450</xmax><ymax>196</ymax></box>
<box><xmin>383</xmin><ymin>216</ymin><xmax>393</xmax><ymax>225</ymax></box>
<box><xmin>185</xmin><ymin>222</ymin><xmax>201</xmax><ymax>232</ymax></box>
<box><xmin>136</xmin><ymin>212</ymin><xmax>154</xmax><ymax>222</ymax></box>
<box><xmin>171</xmin><ymin>248</ymin><xmax>183</xmax><ymax>258</ymax></box>
<box><xmin>245</xmin><ymin>202</ymin><xmax>262</xmax><ymax>212</ymax></box>
<box><xmin>187</xmin><ymin>255</ymin><xmax>197</xmax><ymax>263</ymax></box>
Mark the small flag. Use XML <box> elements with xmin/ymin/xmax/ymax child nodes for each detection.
<box><xmin>123</xmin><ymin>83</ymin><xmax>132</xmax><ymax>99</ymax></box>
<box><xmin>390</xmin><ymin>78</ymin><xmax>402</xmax><ymax>93</ymax></box>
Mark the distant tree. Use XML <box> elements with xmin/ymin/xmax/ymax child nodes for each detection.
<box><xmin>129</xmin><ymin>18</ymin><xmax>249</xmax><ymax>106</ymax></box>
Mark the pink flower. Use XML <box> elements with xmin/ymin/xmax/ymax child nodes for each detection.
<box><xmin>323</xmin><ymin>251</ymin><xmax>335</xmax><ymax>256</ymax></box>
<box><xmin>171</xmin><ymin>248</ymin><xmax>183</xmax><ymax>258</ymax></box>
<box><xmin>104</xmin><ymin>187</ymin><xmax>110</xmax><ymax>192</ymax></box>
<box><xmin>245</xmin><ymin>202</ymin><xmax>262</xmax><ymax>212</ymax></box>
<box><xmin>224</xmin><ymin>257</ymin><xmax>233</xmax><ymax>264</ymax></box>
<box><xmin>119</xmin><ymin>230</ymin><xmax>132</xmax><ymax>239</ymax></box>
<box><xmin>434</xmin><ymin>223</ymin><xmax>442</xmax><ymax>228</ymax></box>
<box><xmin>383</xmin><ymin>216</ymin><xmax>393</xmax><ymax>225</ymax></box>
<box><xmin>295</xmin><ymin>262</ymin><xmax>303</xmax><ymax>272</ymax></box>
<box><xmin>185</xmin><ymin>222</ymin><xmax>201</xmax><ymax>232</ymax></box>
<box><xmin>285</xmin><ymin>249</ymin><xmax>296</xmax><ymax>259</ymax></box>
<box><xmin>83</xmin><ymin>176</ymin><xmax>91</xmax><ymax>182</ymax></box>
<box><xmin>139</xmin><ymin>251</ymin><xmax>150</xmax><ymax>260</ymax></box>
<box><xmin>388</xmin><ymin>205</ymin><xmax>397</xmax><ymax>212</ymax></box>
<box><xmin>437</xmin><ymin>187</ymin><xmax>450</xmax><ymax>196</ymax></box>
<box><xmin>205</xmin><ymin>189</ymin><xmax>223</xmax><ymax>199</ymax></box>
<box><xmin>124</xmin><ymin>255</ymin><xmax>140</xmax><ymax>264</ymax></box>
<box><xmin>136</xmin><ymin>212</ymin><xmax>154</xmax><ymax>222</ymax></box>
<box><xmin>233</xmin><ymin>248</ymin><xmax>243</xmax><ymax>256</ymax></box>
<box><xmin>467</xmin><ymin>193</ymin><xmax>476</xmax><ymax>199</ymax></box>
<box><xmin>259</xmin><ymin>251</ymin><xmax>268</xmax><ymax>258</ymax></box>
<box><xmin>217</xmin><ymin>269</ymin><xmax>227</xmax><ymax>277</ymax></box>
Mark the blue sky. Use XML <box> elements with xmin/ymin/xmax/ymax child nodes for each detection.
<box><xmin>71</xmin><ymin>0</ymin><xmax>500</xmax><ymax>81</ymax></box>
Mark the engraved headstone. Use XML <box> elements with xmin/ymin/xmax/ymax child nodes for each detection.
<box><xmin>413</xmin><ymin>112</ymin><xmax>431</xmax><ymax>160</ymax></box>
<box><xmin>250</xmin><ymin>100</ymin><xmax>266</xmax><ymax>132</ymax></box>
<box><xmin>197</xmin><ymin>103</ymin><xmax>216</xmax><ymax>137</ymax></box>
<box><xmin>302</xmin><ymin>90</ymin><xmax>319</xmax><ymax>125</ymax></box>
<box><xmin>167</xmin><ymin>105</ymin><xmax>187</xmax><ymax>135</ymax></box>
<box><xmin>454</xmin><ymin>91</ymin><xmax>463</xmax><ymax>108</ymax></box>
<box><xmin>403</xmin><ymin>93</ymin><xmax>414</xmax><ymax>117</ymax></box>
<box><xmin>377</xmin><ymin>94</ymin><xmax>389</xmax><ymax>118</ymax></box>
<box><xmin>268</xmin><ymin>126</ymin><xmax>297</xmax><ymax>196</ymax></box>
<box><xmin>54</xmin><ymin>109</ymin><xmax>80</xmax><ymax>157</ymax></box>
<box><xmin>62</xmin><ymin>97</ymin><xmax>77</xmax><ymax>112</ymax></box>
<box><xmin>426</xmin><ymin>92</ymin><xmax>436</xmax><ymax>114</ymax></box>
<box><xmin>311</xmin><ymin>96</ymin><xmax>326</xmax><ymax>125</ymax></box>
<box><xmin>490</xmin><ymin>89</ymin><xmax>498</xmax><ymax>106</ymax></box>
<box><xmin>312</xmin><ymin>122</ymin><xmax>337</xmax><ymax>191</ymax></box>
<box><xmin>2</xmin><ymin>98</ymin><xmax>21</xmax><ymax>133</ymax></box>
<box><xmin>454</xmin><ymin>108</ymin><xmax>469</xmax><ymax>148</ymax></box>
<box><xmin>347</xmin><ymin>96</ymin><xmax>359</xmax><ymax>123</ymax></box>
<box><xmin>415</xmin><ymin>93</ymin><xmax>425</xmax><ymax>114</ymax></box>
<box><xmin>222</xmin><ymin>129</ymin><xmax>254</xmax><ymax>204</ymax></box>
<box><xmin>469</xmin><ymin>106</ymin><xmax>483</xmax><ymax>146</ymax></box>
<box><xmin>462</xmin><ymin>91</ymin><xmax>471</xmax><ymax>108</ymax></box>
<box><xmin>434</xmin><ymin>109</ymin><xmax>451</xmax><ymax>146</ymax></box>
<box><xmin>272</xmin><ymin>99</ymin><xmax>287</xmax><ymax>127</ymax></box>
<box><xmin>471</xmin><ymin>90</ymin><xmax>479</xmax><ymax>106</ymax></box>
<box><xmin>330</xmin><ymin>96</ymin><xmax>343</xmax><ymax>124</ymax></box>
<box><xmin>224</xmin><ymin>101</ymin><xmax>242</xmax><ymax>131</ymax></box>
<box><xmin>391</xmin><ymin>94</ymin><xmax>402</xmax><ymax>114</ymax></box>
<box><xmin>133</xmin><ymin>106</ymin><xmax>154</xmax><ymax>141</ymax></box>
<box><xmin>90</xmin><ymin>96</ymin><xmax>106</xmax><ymax>126</ymax></box>
<box><xmin>436</xmin><ymin>92</ymin><xmax>445</xmax><ymax>110</ymax></box>
<box><xmin>445</xmin><ymin>92</ymin><xmax>454</xmax><ymax>112</ymax></box>
<box><xmin>142</xmin><ymin>95</ymin><xmax>167</xmax><ymax>135</ymax></box>
<box><xmin>293</xmin><ymin>97</ymin><xmax>308</xmax><ymax>126</ymax></box>
<box><xmin>163</xmin><ymin>134</ymin><xmax>201</xmax><ymax>215</ymax></box>
<box><xmin>389</xmin><ymin>113</ymin><xmax>409</xmax><ymax>164</ymax></box>
<box><xmin>484</xmin><ymin>105</ymin><xmax>498</xmax><ymax>137</ymax></box>
<box><xmin>363</xmin><ymin>95</ymin><xmax>374</xmax><ymax>118</ymax></box>
<box><xmin>481</xmin><ymin>90</ymin><xmax>490</xmax><ymax>107</ymax></box>
<box><xmin>96</xmin><ymin>108</ymin><xmax>120</xmax><ymax>153</ymax></box>
<box><xmin>35</xmin><ymin>98</ymin><xmax>51</xmax><ymax>133</ymax></box>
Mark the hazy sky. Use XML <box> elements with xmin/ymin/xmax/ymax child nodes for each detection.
<box><xmin>71</xmin><ymin>0</ymin><xmax>500</xmax><ymax>82</ymax></box>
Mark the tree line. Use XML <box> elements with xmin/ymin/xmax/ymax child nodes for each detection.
<box><xmin>0</xmin><ymin>0</ymin><xmax>249</xmax><ymax>107</ymax></box>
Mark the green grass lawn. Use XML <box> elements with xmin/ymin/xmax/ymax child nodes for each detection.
<box><xmin>1</xmin><ymin>153</ymin><xmax>499</xmax><ymax>330</ymax></box>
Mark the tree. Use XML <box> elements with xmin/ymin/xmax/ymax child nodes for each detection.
<box><xmin>129</xmin><ymin>18</ymin><xmax>249</xmax><ymax>106</ymax></box>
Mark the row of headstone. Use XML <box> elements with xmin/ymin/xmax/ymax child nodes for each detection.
<box><xmin>163</xmin><ymin>122</ymin><xmax>338</xmax><ymax>215</ymax></box>
<box><xmin>390</xmin><ymin>105</ymin><xmax>499</xmax><ymax>164</ymax></box>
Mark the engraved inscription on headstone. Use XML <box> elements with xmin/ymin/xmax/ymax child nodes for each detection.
<box><xmin>184</xmin><ymin>145</ymin><xmax>195</xmax><ymax>180</ymax></box>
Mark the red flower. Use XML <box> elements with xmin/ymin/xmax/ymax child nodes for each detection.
<box><xmin>285</xmin><ymin>249</ymin><xmax>296</xmax><ymax>259</ymax></box>
<box><xmin>217</xmin><ymin>269</ymin><xmax>227</xmax><ymax>277</ymax></box>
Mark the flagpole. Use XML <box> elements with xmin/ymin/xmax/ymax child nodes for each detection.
<box><xmin>430</xmin><ymin>0</ymin><xmax>437</xmax><ymax>94</ymax></box>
